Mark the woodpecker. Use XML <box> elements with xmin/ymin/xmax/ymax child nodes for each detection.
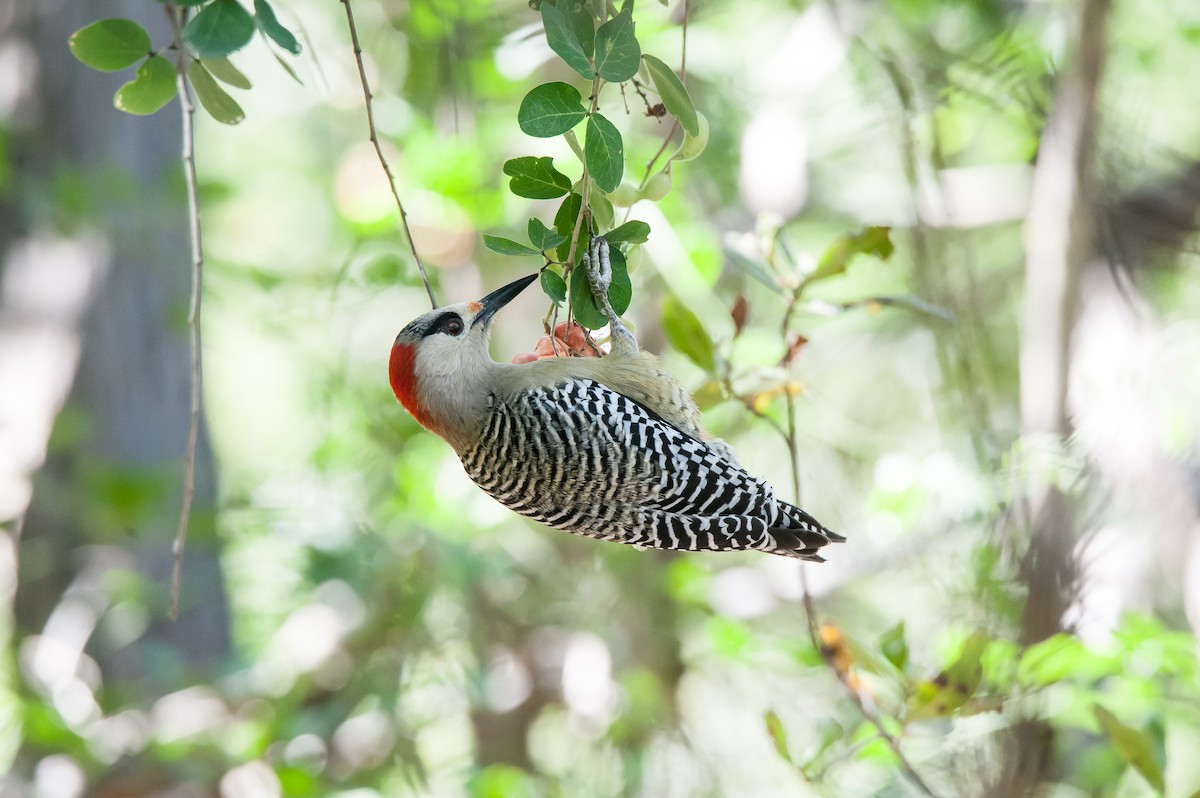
<box><xmin>389</xmin><ymin>238</ymin><xmax>843</xmax><ymax>560</ymax></box>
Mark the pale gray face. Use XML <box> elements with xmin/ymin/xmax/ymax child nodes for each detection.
<box><xmin>394</xmin><ymin>273</ymin><xmax>539</xmax><ymax>349</ymax></box>
<box><xmin>396</xmin><ymin>302</ymin><xmax>477</xmax><ymax>346</ymax></box>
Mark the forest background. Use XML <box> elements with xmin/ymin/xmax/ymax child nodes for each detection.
<box><xmin>2</xmin><ymin>0</ymin><xmax>1200</xmax><ymax>795</ymax></box>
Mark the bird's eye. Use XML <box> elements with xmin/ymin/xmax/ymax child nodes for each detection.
<box><xmin>442</xmin><ymin>316</ymin><xmax>465</xmax><ymax>336</ymax></box>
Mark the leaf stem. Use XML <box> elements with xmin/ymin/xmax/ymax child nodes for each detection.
<box><xmin>340</xmin><ymin>0</ymin><xmax>437</xmax><ymax>308</ymax></box>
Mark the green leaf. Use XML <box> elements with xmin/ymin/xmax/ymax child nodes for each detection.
<box><xmin>803</xmin><ymin>226</ymin><xmax>894</xmax><ymax>292</ymax></box>
<box><xmin>603</xmin><ymin>220</ymin><xmax>650</xmax><ymax>245</ymax></box>
<box><xmin>254</xmin><ymin>0</ymin><xmax>301</xmax><ymax>54</ymax></box>
<box><xmin>585</xmin><ymin>113</ymin><xmax>623</xmax><ymax>193</ymax></box>
<box><xmin>503</xmin><ymin>156</ymin><xmax>572</xmax><ymax>199</ymax></box>
<box><xmin>661</xmin><ymin>295</ymin><xmax>716</xmax><ymax>372</ymax></box>
<box><xmin>558</xmin><ymin>0</ymin><xmax>596</xmax><ymax>58</ymax></box>
<box><xmin>608</xmin><ymin>248</ymin><xmax>632</xmax><ymax>316</ymax></box>
<box><xmin>272</xmin><ymin>51</ymin><xmax>304</xmax><ymax>85</ymax></box>
<box><xmin>184</xmin><ymin>0</ymin><xmax>256</xmax><ymax>58</ymax></box>
<box><xmin>114</xmin><ymin>56</ymin><xmax>176</xmax><ymax>116</ymax></box>
<box><xmin>674</xmin><ymin>111</ymin><xmax>709</xmax><ymax>161</ymax></box>
<box><xmin>593</xmin><ymin>4</ymin><xmax>640</xmax><ymax>83</ymax></box>
<box><xmin>1018</xmin><ymin>633</ymin><xmax>1118</xmax><ymax>686</ymax></box>
<box><xmin>69</xmin><ymin>19</ymin><xmax>150</xmax><ymax>72</ymax></box>
<box><xmin>529</xmin><ymin>218</ymin><xmax>567</xmax><ymax>251</ymax></box>
<box><xmin>540</xmin><ymin>1</ymin><xmax>593</xmax><ymax>80</ymax></box>
<box><xmin>724</xmin><ymin>248</ymin><xmax>781</xmax><ymax>293</ymax></box>
<box><xmin>1093</xmin><ymin>705</ymin><xmax>1165</xmax><ymax>792</ymax></box>
<box><xmin>553</xmin><ymin>193</ymin><xmax>584</xmax><ymax>262</ymax></box>
<box><xmin>569</xmin><ymin>246</ymin><xmax>630</xmax><ymax>330</ymax></box>
<box><xmin>518</xmin><ymin>82</ymin><xmax>588</xmax><ymax>138</ymax></box>
<box><xmin>187</xmin><ymin>61</ymin><xmax>245</xmax><ymax>125</ymax></box>
<box><xmin>540</xmin><ymin>270</ymin><xmax>568</xmax><ymax>305</ymax></box>
<box><xmin>588</xmin><ymin>180</ymin><xmax>614</xmax><ymax>229</ymax></box>
<box><xmin>879</xmin><ymin>621</ymin><xmax>908</xmax><ymax>671</ymax></box>
<box><xmin>483</xmin><ymin>236</ymin><xmax>540</xmax><ymax>257</ymax></box>
<box><xmin>764</xmin><ymin>711</ymin><xmax>792</xmax><ymax>764</ymax></box>
<box><xmin>906</xmin><ymin>632</ymin><xmax>987</xmax><ymax>720</ymax></box>
<box><xmin>201</xmin><ymin>56</ymin><xmax>251</xmax><ymax>89</ymax></box>
<box><xmin>641</xmin><ymin>54</ymin><xmax>698</xmax><ymax>135</ymax></box>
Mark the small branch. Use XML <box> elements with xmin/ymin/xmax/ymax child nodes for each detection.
<box><xmin>639</xmin><ymin>120</ymin><xmax>679</xmax><ymax>190</ymax></box>
<box><xmin>340</xmin><ymin>0</ymin><xmax>437</xmax><ymax>308</ymax></box>
<box><xmin>165</xmin><ymin>4</ymin><xmax>202</xmax><ymax>622</ymax></box>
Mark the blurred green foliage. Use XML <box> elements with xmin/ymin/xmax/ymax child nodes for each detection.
<box><xmin>5</xmin><ymin>0</ymin><xmax>1200</xmax><ymax>796</ymax></box>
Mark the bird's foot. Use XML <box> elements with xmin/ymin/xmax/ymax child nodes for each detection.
<box><xmin>585</xmin><ymin>236</ymin><xmax>611</xmax><ymax>304</ymax></box>
<box><xmin>583</xmin><ymin>235</ymin><xmax>638</xmax><ymax>354</ymax></box>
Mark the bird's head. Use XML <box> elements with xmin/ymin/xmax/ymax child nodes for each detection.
<box><xmin>389</xmin><ymin>273</ymin><xmax>538</xmax><ymax>442</ymax></box>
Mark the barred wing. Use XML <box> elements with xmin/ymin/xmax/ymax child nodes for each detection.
<box><xmin>461</xmin><ymin>379</ymin><xmax>839</xmax><ymax>559</ymax></box>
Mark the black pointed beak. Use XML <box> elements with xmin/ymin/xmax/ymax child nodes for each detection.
<box><xmin>473</xmin><ymin>273</ymin><xmax>539</xmax><ymax>328</ymax></box>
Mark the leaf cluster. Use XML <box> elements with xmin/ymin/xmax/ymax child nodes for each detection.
<box><xmin>485</xmin><ymin>0</ymin><xmax>706</xmax><ymax>331</ymax></box>
<box><xmin>68</xmin><ymin>0</ymin><xmax>301</xmax><ymax>124</ymax></box>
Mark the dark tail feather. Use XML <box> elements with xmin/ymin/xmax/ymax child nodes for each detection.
<box><xmin>769</xmin><ymin>501</ymin><xmax>844</xmax><ymax>560</ymax></box>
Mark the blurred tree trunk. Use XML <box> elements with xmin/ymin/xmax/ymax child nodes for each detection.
<box><xmin>3</xmin><ymin>0</ymin><xmax>229</xmax><ymax>700</ymax></box>
<box><xmin>995</xmin><ymin>0</ymin><xmax>1111</xmax><ymax>794</ymax></box>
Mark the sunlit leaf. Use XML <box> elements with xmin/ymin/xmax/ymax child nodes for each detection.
<box><xmin>691</xmin><ymin>380</ymin><xmax>726</xmax><ymax>410</ymax></box>
<box><xmin>540</xmin><ymin>0</ymin><xmax>594</xmax><ymax>80</ymax></box>
<box><xmin>114</xmin><ymin>55</ymin><xmax>176</xmax><ymax>116</ymax></box>
<box><xmin>802</xmin><ymin>226</ymin><xmax>894</xmax><ymax>292</ymax></box>
<box><xmin>725</xmin><ymin>248</ymin><xmax>780</xmax><ymax>293</ymax></box>
<box><xmin>1093</xmin><ymin>705</ymin><xmax>1165</xmax><ymax>792</ymax></box>
<box><xmin>879</xmin><ymin>621</ymin><xmax>908</xmax><ymax>671</ymax></box>
<box><xmin>585</xmin><ymin>112</ymin><xmax>623</xmax><ymax>192</ymax></box>
<box><xmin>593</xmin><ymin>4</ymin><xmax>640</xmax><ymax>83</ymax></box>
<box><xmin>254</xmin><ymin>0</ymin><xmax>301</xmax><ymax>54</ymax></box>
<box><xmin>184</xmin><ymin>0</ymin><xmax>256</xmax><ymax>58</ymax></box>
<box><xmin>69</xmin><ymin>19</ymin><xmax>151</xmax><ymax>72</ymax></box>
<box><xmin>603</xmin><ymin>220</ymin><xmax>650</xmax><ymax>245</ymax></box>
<box><xmin>641</xmin><ymin>54</ymin><xmax>698</xmax><ymax>135</ymax></box>
<box><xmin>540</xmin><ymin>269</ymin><xmax>567</xmax><ymax>305</ymax></box>
<box><xmin>764</xmin><ymin>711</ymin><xmax>792</xmax><ymax>764</ymax></box>
<box><xmin>201</xmin><ymin>56</ymin><xmax>251</xmax><ymax>89</ymax></box>
<box><xmin>483</xmin><ymin>236</ymin><xmax>539</xmax><ymax>257</ymax></box>
<box><xmin>661</xmin><ymin>295</ymin><xmax>715</xmax><ymax>373</ymax></box>
<box><xmin>906</xmin><ymin>632</ymin><xmax>987</xmax><ymax>720</ymax></box>
<box><xmin>674</xmin><ymin>111</ymin><xmax>710</xmax><ymax>161</ymax></box>
<box><xmin>187</xmin><ymin>60</ymin><xmax>245</xmax><ymax>125</ymax></box>
<box><xmin>503</xmin><ymin>156</ymin><xmax>572</xmax><ymax>199</ymax></box>
<box><xmin>1020</xmin><ymin>633</ymin><xmax>1125</xmax><ymax>689</ymax></box>
<box><xmin>518</xmin><ymin>82</ymin><xmax>588</xmax><ymax>138</ymax></box>
<box><xmin>272</xmin><ymin>51</ymin><xmax>303</xmax><ymax>84</ymax></box>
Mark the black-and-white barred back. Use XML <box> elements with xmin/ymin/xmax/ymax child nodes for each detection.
<box><xmin>461</xmin><ymin>378</ymin><xmax>842</xmax><ymax>560</ymax></box>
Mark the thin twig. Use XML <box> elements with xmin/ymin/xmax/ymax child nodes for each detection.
<box><xmin>757</xmin><ymin>248</ymin><xmax>940</xmax><ymax>794</ymax></box>
<box><xmin>166</xmin><ymin>4</ymin><xmax>203</xmax><ymax>621</ymax></box>
<box><xmin>781</xmin><ymin>390</ymin><xmax>940</xmax><ymax>797</ymax></box>
<box><xmin>340</xmin><ymin>0</ymin><xmax>437</xmax><ymax>308</ymax></box>
<box><xmin>679</xmin><ymin>0</ymin><xmax>689</xmax><ymax>80</ymax></box>
<box><xmin>634</xmin><ymin>0</ymin><xmax>688</xmax><ymax>202</ymax></box>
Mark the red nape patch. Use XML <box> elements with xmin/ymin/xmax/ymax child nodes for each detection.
<box><xmin>389</xmin><ymin>343</ymin><xmax>440</xmax><ymax>434</ymax></box>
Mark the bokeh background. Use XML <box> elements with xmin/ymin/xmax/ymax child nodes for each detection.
<box><xmin>2</xmin><ymin>0</ymin><xmax>1200</xmax><ymax>795</ymax></box>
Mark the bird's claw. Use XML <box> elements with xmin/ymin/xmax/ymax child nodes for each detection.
<box><xmin>585</xmin><ymin>236</ymin><xmax>611</xmax><ymax>303</ymax></box>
